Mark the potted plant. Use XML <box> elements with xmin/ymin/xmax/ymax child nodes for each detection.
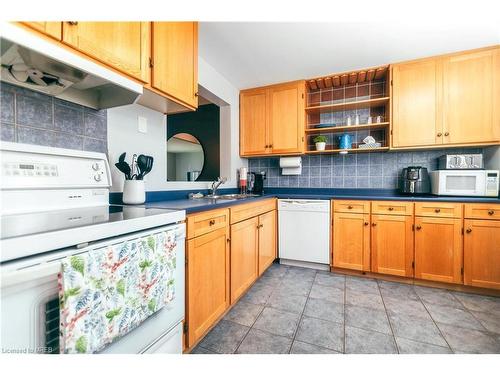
<box><xmin>313</xmin><ymin>135</ymin><xmax>328</xmax><ymax>151</ymax></box>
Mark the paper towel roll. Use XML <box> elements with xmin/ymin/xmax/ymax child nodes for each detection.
<box><xmin>279</xmin><ymin>157</ymin><xmax>302</xmax><ymax>168</ymax></box>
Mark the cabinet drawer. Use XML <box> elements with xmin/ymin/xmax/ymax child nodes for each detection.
<box><xmin>333</xmin><ymin>200</ymin><xmax>370</xmax><ymax>214</ymax></box>
<box><xmin>371</xmin><ymin>201</ymin><xmax>414</xmax><ymax>216</ymax></box>
<box><xmin>415</xmin><ymin>202</ymin><xmax>463</xmax><ymax>218</ymax></box>
<box><xmin>230</xmin><ymin>199</ymin><xmax>276</xmax><ymax>224</ymax></box>
<box><xmin>187</xmin><ymin>208</ymin><xmax>229</xmax><ymax>239</ymax></box>
<box><xmin>464</xmin><ymin>203</ymin><xmax>500</xmax><ymax>220</ymax></box>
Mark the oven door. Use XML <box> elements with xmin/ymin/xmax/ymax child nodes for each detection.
<box><xmin>0</xmin><ymin>223</ymin><xmax>185</xmax><ymax>354</ymax></box>
<box><xmin>432</xmin><ymin>170</ymin><xmax>485</xmax><ymax>196</ymax></box>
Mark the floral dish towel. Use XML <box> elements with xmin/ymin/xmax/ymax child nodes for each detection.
<box><xmin>59</xmin><ymin>228</ymin><xmax>178</xmax><ymax>354</ymax></box>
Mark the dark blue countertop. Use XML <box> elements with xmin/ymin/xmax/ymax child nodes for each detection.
<box><xmin>135</xmin><ymin>188</ymin><xmax>500</xmax><ymax>214</ymax></box>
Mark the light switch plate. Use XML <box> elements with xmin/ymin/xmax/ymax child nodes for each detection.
<box><xmin>138</xmin><ymin>116</ymin><xmax>148</xmax><ymax>133</ymax></box>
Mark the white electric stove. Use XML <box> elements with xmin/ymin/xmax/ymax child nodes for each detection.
<box><xmin>0</xmin><ymin>142</ymin><xmax>186</xmax><ymax>354</ymax></box>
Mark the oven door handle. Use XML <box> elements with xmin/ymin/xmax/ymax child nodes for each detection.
<box><xmin>1</xmin><ymin>261</ymin><xmax>60</xmax><ymax>288</ymax></box>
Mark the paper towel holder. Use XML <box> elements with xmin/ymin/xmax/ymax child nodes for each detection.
<box><xmin>280</xmin><ymin>156</ymin><xmax>302</xmax><ymax>175</ymax></box>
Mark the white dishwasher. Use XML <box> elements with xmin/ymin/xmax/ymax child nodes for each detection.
<box><xmin>278</xmin><ymin>199</ymin><xmax>330</xmax><ymax>270</ymax></box>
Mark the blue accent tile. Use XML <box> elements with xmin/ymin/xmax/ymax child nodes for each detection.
<box><xmin>356</xmin><ymin>154</ymin><xmax>369</xmax><ymax>165</ymax></box>
<box><xmin>397</xmin><ymin>152</ymin><xmax>412</xmax><ymax>164</ymax></box>
<box><xmin>320</xmin><ymin>166</ymin><xmax>332</xmax><ymax>177</ymax></box>
<box><xmin>310</xmin><ymin>177</ymin><xmax>321</xmax><ymax>188</ymax></box>
<box><xmin>344</xmin><ymin>176</ymin><xmax>356</xmax><ymax>188</ymax></box>
<box><xmin>301</xmin><ymin>156</ymin><xmax>310</xmax><ymax>167</ymax></box>
<box><xmin>357</xmin><ymin>177</ymin><xmax>369</xmax><ymax>188</ymax></box>
<box><xmin>301</xmin><ymin>166</ymin><xmax>310</xmax><ymax>177</ymax></box>
<box><xmin>369</xmin><ymin>153</ymin><xmax>383</xmax><ymax>164</ymax></box>
<box><xmin>83</xmin><ymin>138</ymin><xmax>106</xmax><ymax>153</ymax></box>
<box><xmin>344</xmin><ymin>154</ymin><xmax>356</xmax><ymax>166</ymax></box>
<box><xmin>259</xmin><ymin>158</ymin><xmax>270</xmax><ymax>168</ymax></box>
<box><xmin>344</xmin><ymin>165</ymin><xmax>356</xmax><ymax>177</ymax></box>
<box><xmin>333</xmin><ymin>155</ymin><xmax>344</xmax><ymax>166</ymax></box>
<box><xmin>17</xmin><ymin>126</ymin><xmax>52</xmax><ymax>147</ymax></box>
<box><xmin>332</xmin><ymin>177</ymin><xmax>343</xmax><ymax>188</ymax></box>
<box><xmin>1</xmin><ymin>89</ymin><xmax>15</xmax><ymax>123</ymax></box>
<box><xmin>356</xmin><ymin>165</ymin><xmax>369</xmax><ymax>177</ymax></box>
<box><xmin>84</xmin><ymin>112</ymin><xmax>107</xmax><ymax>139</ymax></box>
<box><xmin>54</xmin><ymin>103</ymin><xmax>84</xmax><ymax>135</ymax></box>
<box><xmin>310</xmin><ymin>166</ymin><xmax>321</xmax><ymax>176</ymax></box>
<box><xmin>320</xmin><ymin>155</ymin><xmax>332</xmax><ymax>166</ymax></box>
<box><xmin>369</xmin><ymin>177</ymin><xmax>384</xmax><ymax>188</ymax></box>
<box><xmin>267</xmin><ymin>177</ymin><xmax>279</xmax><ymax>187</ymax></box>
<box><xmin>412</xmin><ymin>151</ymin><xmax>428</xmax><ymax>163</ymax></box>
<box><xmin>268</xmin><ymin>167</ymin><xmax>280</xmax><ymax>177</ymax></box>
<box><xmin>298</xmin><ymin>177</ymin><xmax>310</xmax><ymax>187</ymax></box>
<box><xmin>249</xmin><ymin>159</ymin><xmax>259</xmax><ymax>168</ymax></box>
<box><xmin>310</xmin><ymin>156</ymin><xmax>320</xmax><ymax>166</ymax></box>
<box><xmin>54</xmin><ymin>132</ymin><xmax>83</xmax><ymax>150</ymax></box>
<box><xmin>16</xmin><ymin>92</ymin><xmax>53</xmax><ymax>128</ymax></box>
<box><xmin>332</xmin><ymin>165</ymin><xmax>343</xmax><ymax>177</ymax></box>
<box><xmin>1</xmin><ymin>123</ymin><xmax>15</xmax><ymax>141</ymax></box>
<box><xmin>279</xmin><ymin>176</ymin><xmax>289</xmax><ymax>187</ymax></box>
<box><xmin>269</xmin><ymin>158</ymin><xmax>280</xmax><ymax>168</ymax></box>
<box><xmin>369</xmin><ymin>164</ymin><xmax>383</xmax><ymax>177</ymax></box>
<box><xmin>289</xmin><ymin>176</ymin><xmax>299</xmax><ymax>187</ymax></box>
<box><xmin>383</xmin><ymin>176</ymin><xmax>398</xmax><ymax>189</ymax></box>
<box><xmin>321</xmin><ymin>177</ymin><xmax>331</xmax><ymax>188</ymax></box>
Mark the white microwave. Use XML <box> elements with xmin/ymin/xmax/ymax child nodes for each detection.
<box><xmin>430</xmin><ymin>170</ymin><xmax>499</xmax><ymax>197</ymax></box>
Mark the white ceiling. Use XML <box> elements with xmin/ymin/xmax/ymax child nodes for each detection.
<box><xmin>199</xmin><ymin>22</ymin><xmax>500</xmax><ymax>89</ymax></box>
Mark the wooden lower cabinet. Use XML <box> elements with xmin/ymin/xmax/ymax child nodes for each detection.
<box><xmin>230</xmin><ymin>216</ymin><xmax>259</xmax><ymax>303</ymax></box>
<box><xmin>414</xmin><ymin>216</ymin><xmax>463</xmax><ymax>284</ymax></box>
<box><xmin>464</xmin><ymin>219</ymin><xmax>500</xmax><ymax>290</ymax></box>
<box><xmin>186</xmin><ymin>227</ymin><xmax>230</xmax><ymax>348</ymax></box>
<box><xmin>258</xmin><ymin>210</ymin><xmax>277</xmax><ymax>275</ymax></box>
<box><xmin>332</xmin><ymin>212</ymin><xmax>370</xmax><ymax>271</ymax></box>
<box><xmin>371</xmin><ymin>214</ymin><xmax>414</xmax><ymax>277</ymax></box>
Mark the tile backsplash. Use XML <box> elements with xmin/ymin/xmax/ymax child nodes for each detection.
<box><xmin>0</xmin><ymin>82</ymin><xmax>107</xmax><ymax>153</ymax></box>
<box><xmin>248</xmin><ymin>148</ymin><xmax>483</xmax><ymax>189</ymax></box>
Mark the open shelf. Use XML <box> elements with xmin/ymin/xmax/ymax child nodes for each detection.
<box><xmin>305</xmin><ymin>146</ymin><xmax>390</xmax><ymax>155</ymax></box>
<box><xmin>306</xmin><ymin>122</ymin><xmax>389</xmax><ymax>133</ymax></box>
<box><xmin>305</xmin><ymin>97</ymin><xmax>390</xmax><ymax>113</ymax></box>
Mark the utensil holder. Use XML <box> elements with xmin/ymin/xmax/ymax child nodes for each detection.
<box><xmin>123</xmin><ymin>180</ymin><xmax>145</xmax><ymax>205</ymax></box>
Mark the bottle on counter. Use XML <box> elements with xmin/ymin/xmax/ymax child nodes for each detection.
<box><xmin>239</xmin><ymin>167</ymin><xmax>247</xmax><ymax>195</ymax></box>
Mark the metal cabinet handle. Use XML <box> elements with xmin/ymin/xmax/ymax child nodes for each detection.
<box><xmin>466</xmin><ymin>228</ymin><xmax>472</xmax><ymax>233</ymax></box>
<box><xmin>372</xmin><ymin>223</ymin><xmax>377</xmax><ymax>227</ymax></box>
<box><xmin>194</xmin><ymin>92</ymin><xmax>199</xmax><ymax>97</ymax></box>
<box><xmin>68</xmin><ymin>21</ymin><xmax>78</xmax><ymax>25</ymax></box>
<box><xmin>416</xmin><ymin>225</ymin><xmax>422</xmax><ymax>230</ymax></box>
<box><xmin>209</xmin><ymin>219</ymin><xmax>216</xmax><ymax>226</ymax></box>
<box><xmin>437</xmin><ymin>133</ymin><xmax>442</xmax><ymax>137</ymax></box>
<box><xmin>488</xmin><ymin>210</ymin><xmax>495</xmax><ymax>216</ymax></box>
<box><xmin>269</xmin><ymin>144</ymin><xmax>273</xmax><ymax>148</ymax></box>
<box><xmin>444</xmin><ymin>132</ymin><xmax>450</xmax><ymax>136</ymax></box>
<box><xmin>388</xmin><ymin>207</ymin><xmax>394</xmax><ymax>211</ymax></box>
<box><xmin>348</xmin><ymin>205</ymin><xmax>353</xmax><ymax>209</ymax></box>
<box><xmin>435</xmin><ymin>208</ymin><xmax>441</xmax><ymax>213</ymax></box>
<box><xmin>364</xmin><ymin>222</ymin><xmax>369</xmax><ymax>226</ymax></box>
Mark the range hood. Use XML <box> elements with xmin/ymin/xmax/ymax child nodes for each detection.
<box><xmin>0</xmin><ymin>22</ymin><xmax>142</xmax><ymax>109</ymax></box>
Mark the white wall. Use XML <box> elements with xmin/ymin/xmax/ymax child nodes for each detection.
<box><xmin>107</xmin><ymin>56</ymin><xmax>246</xmax><ymax>192</ymax></box>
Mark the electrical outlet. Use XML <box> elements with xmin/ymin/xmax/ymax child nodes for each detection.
<box><xmin>138</xmin><ymin>116</ymin><xmax>148</xmax><ymax>133</ymax></box>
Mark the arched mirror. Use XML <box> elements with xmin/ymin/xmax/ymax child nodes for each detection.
<box><xmin>167</xmin><ymin>133</ymin><xmax>205</xmax><ymax>181</ymax></box>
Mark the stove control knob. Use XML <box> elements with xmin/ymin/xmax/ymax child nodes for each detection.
<box><xmin>94</xmin><ymin>174</ymin><xmax>102</xmax><ymax>182</ymax></box>
<box><xmin>92</xmin><ymin>162</ymin><xmax>100</xmax><ymax>171</ymax></box>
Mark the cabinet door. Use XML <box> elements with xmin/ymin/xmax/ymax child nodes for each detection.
<box><xmin>230</xmin><ymin>217</ymin><xmax>259</xmax><ymax>303</ymax></box>
<box><xmin>21</xmin><ymin>22</ymin><xmax>62</xmax><ymax>40</ymax></box>
<box><xmin>152</xmin><ymin>22</ymin><xmax>198</xmax><ymax>109</ymax></box>
<box><xmin>258</xmin><ymin>210</ymin><xmax>277</xmax><ymax>275</ymax></box>
<box><xmin>392</xmin><ymin>59</ymin><xmax>443</xmax><ymax>147</ymax></box>
<box><xmin>443</xmin><ymin>48</ymin><xmax>500</xmax><ymax>144</ymax></box>
<box><xmin>186</xmin><ymin>227</ymin><xmax>229</xmax><ymax>348</ymax></box>
<box><xmin>62</xmin><ymin>22</ymin><xmax>150</xmax><ymax>83</ymax></box>
<box><xmin>464</xmin><ymin>219</ymin><xmax>500</xmax><ymax>290</ymax></box>
<box><xmin>332</xmin><ymin>212</ymin><xmax>370</xmax><ymax>271</ymax></box>
<box><xmin>268</xmin><ymin>82</ymin><xmax>305</xmax><ymax>154</ymax></box>
<box><xmin>414</xmin><ymin>217</ymin><xmax>462</xmax><ymax>284</ymax></box>
<box><xmin>240</xmin><ymin>89</ymin><xmax>269</xmax><ymax>156</ymax></box>
<box><xmin>371</xmin><ymin>215</ymin><xmax>414</xmax><ymax>277</ymax></box>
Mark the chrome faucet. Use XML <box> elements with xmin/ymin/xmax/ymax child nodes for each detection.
<box><xmin>210</xmin><ymin>177</ymin><xmax>227</xmax><ymax>196</ymax></box>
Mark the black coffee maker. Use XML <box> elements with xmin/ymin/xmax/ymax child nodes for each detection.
<box><xmin>399</xmin><ymin>166</ymin><xmax>431</xmax><ymax>194</ymax></box>
<box><xmin>248</xmin><ymin>172</ymin><xmax>266</xmax><ymax>195</ymax></box>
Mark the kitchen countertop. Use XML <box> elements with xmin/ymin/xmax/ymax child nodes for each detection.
<box><xmin>140</xmin><ymin>188</ymin><xmax>500</xmax><ymax>214</ymax></box>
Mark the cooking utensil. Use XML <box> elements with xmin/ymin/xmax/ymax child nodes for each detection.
<box><xmin>136</xmin><ymin>154</ymin><xmax>148</xmax><ymax>180</ymax></box>
<box><xmin>131</xmin><ymin>154</ymin><xmax>138</xmax><ymax>180</ymax></box>
<box><xmin>114</xmin><ymin>152</ymin><xmax>132</xmax><ymax>180</ymax></box>
<box><xmin>142</xmin><ymin>156</ymin><xmax>154</xmax><ymax>178</ymax></box>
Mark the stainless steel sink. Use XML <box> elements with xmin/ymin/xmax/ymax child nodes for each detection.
<box><xmin>203</xmin><ymin>193</ymin><xmax>260</xmax><ymax>200</ymax></box>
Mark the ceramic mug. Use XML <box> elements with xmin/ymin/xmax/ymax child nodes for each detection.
<box><xmin>338</xmin><ymin>134</ymin><xmax>352</xmax><ymax>150</ymax></box>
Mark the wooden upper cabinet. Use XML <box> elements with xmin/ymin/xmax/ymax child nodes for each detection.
<box><xmin>21</xmin><ymin>22</ymin><xmax>62</xmax><ymax>40</ymax></box>
<box><xmin>332</xmin><ymin>212</ymin><xmax>370</xmax><ymax>271</ymax></box>
<box><xmin>240</xmin><ymin>88</ymin><xmax>268</xmax><ymax>156</ymax></box>
<box><xmin>442</xmin><ymin>47</ymin><xmax>500</xmax><ymax>144</ymax></box>
<box><xmin>258</xmin><ymin>210</ymin><xmax>277</xmax><ymax>276</ymax></box>
<box><xmin>151</xmin><ymin>22</ymin><xmax>198</xmax><ymax>110</ymax></box>
<box><xmin>414</xmin><ymin>216</ymin><xmax>463</xmax><ymax>284</ymax></box>
<box><xmin>464</xmin><ymin>219</ymin><xmax>500</xmax><ymax>290</ymax></box>
<box><xmin>268</xmin><ymin>82</ymin><xmax>305</xmax><ymax>154</ymax></box>
<box><xmin>240</xmin><ymin>81</ymin><xmax>305</xmax><ymax>156</ymax></box>
<box><xmin>371</xmin><ymin>214</ymin><xmax>414</xmax><ymax>277</ymax></box>
<box><xmin>392</xmin><ymin>58</ymin><xmax>442</xmax><ymax>147</ymax></box>
<box><xmin>62</xmin><ymin>22</ymin><xmax>150</xmax><ymax>83</ymax></box>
